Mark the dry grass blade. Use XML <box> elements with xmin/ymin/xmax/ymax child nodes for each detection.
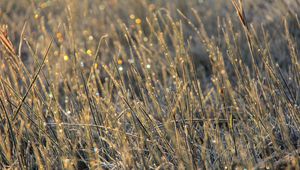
<box><xmin>12</xmin><ymin>38</ymin><xmax>53</xmax><ymax>121</ymax></box>
<box><xmin>0</xmin><ymin>25</ymin><xmax>20</xmax><ymax>70</ymax></box>
<box><xmin>0</xmin><ymin>97</ymin><xmax>19</xmax><ymax>165</ymax></box>
<box><xmin>231</xmin><ymin>0</ymin><xmax>248</xmax><ymax>29</ymax></box>
<box><xmin>0</xmin><ymin>25</ymin><xmax>16</xmax><ymax>56</ymax></box>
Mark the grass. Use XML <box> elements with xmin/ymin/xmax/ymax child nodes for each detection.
<box><xmin>0</xmin><ymin>0</ymin><xmax>299</xmax><ymax>169</ymax></box>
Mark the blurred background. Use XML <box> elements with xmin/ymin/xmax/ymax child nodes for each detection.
<box><xmin>1</xmin><ymin>0</ymin><xmax>299</xmax><ymax>76</ymax></box>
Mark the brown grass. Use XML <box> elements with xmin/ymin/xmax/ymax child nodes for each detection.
<box><xmin>0</xmin><ymin>0</ymin><xmax>299</xmax><ymax>169</ymax></box>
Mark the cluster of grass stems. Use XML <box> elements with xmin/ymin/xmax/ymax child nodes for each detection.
<box><xmin>0</xmin><ymin>0</ymin><xmax>299</xmax><ymax>169</ymax></box>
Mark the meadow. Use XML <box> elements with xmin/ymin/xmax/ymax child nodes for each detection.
<box><xmin>0</xmin><ymin>0</ymin><xmax>299</xmax><ymax>169</ymax></box>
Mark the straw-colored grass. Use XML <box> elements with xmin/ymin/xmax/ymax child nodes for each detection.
<box><xmin>0</xmin><ymin>0</ymin><xmax>299</xmax><ymax>169</ymax></box>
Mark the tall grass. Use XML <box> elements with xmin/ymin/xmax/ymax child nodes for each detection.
<box><xmin>0</xmin><ymin>0</ymin><xmax>299</xmax><ymax>169</ymax></box>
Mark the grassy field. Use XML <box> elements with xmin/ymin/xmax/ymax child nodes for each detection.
<box><xmin>0</xmin><ymin>0</ymin><xmax>299</xmax><ymax>169</ymax></box>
